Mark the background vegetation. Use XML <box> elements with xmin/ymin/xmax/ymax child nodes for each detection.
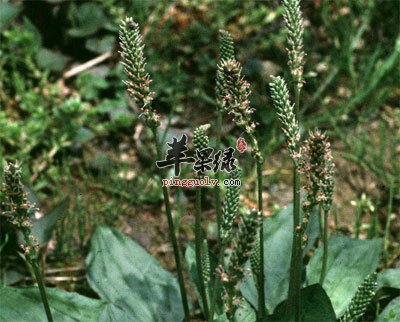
<box><xmin>0</xmin><ymin>0</ymin><xmax>399</xmax><ymax>320</ymax></box>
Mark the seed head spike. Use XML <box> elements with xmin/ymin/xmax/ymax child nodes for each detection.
<box><xmin>220</xmin><ymin>168</ymin><xmax>242</xmax><ymax>244</ymax></box>
<box><xmin>219</xmin><ymin>59</ymin><xmax>256</xmax><ymax>135</ymax></box>
<box><xmin>216</xmin><ymin>30</ymin><xmax>235</xmax><ymax>105</ymax></box>
<box><xmin>299</xmin><ymin>129</ymin><xmax>335</xmax><ymax>211</ymax></box>
<box><xmin>269</xmin><ymin>76</ymin><xmax>300</xmax><ymax>163</ymax></box>
<box><xmin>342</xmin><ymin>272</ymin><xmax>377</xmax><ymax>322</ymax></box>
<box><xmin>201</xmin><ymin>239</ymin><xmax>211</xmax><ymax>286</ymax></box>
<box><xmin>228</xmin><ymin>209</ymin><xmax>261</xmax><ymax>281</ymax></box>
<box><xmin>119</xmin><ymin>17</ymin><xmax>159</xmax><ymax>128</ymax></box>
<box><xmin>2</xmin><ymin>162</ymin><xmax>40</xmax><ymax>255</ymax></box>
<box><xmin>282</xmin><ymin>0</ymin><xmax>306</xmax><ymax>87</ymax></box>
<box><xmin>193</xmin><ymin>125</ymin><xmax>210</xmax><ymax>152</ymax></box>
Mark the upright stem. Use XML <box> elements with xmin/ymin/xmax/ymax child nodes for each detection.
<box><xmin>256</xmin><ymin>161</ymin><xmax>266</xmax><ymax>321</ymax></box>
<box><xmin>287</xmin><ymin>85</ymin><xmax>302</xmax><ymax>322</ymax></box>
<box><xmin>195</xmin><ymin>186</ymin><xmax>210</xmax><ymax>320</ymax></box>
<box><xmin>354</xmin><ymin>206</ymin><xmax>361</xmax><ymax>239</ymax></box>
<box><xmin>318</xmin><ymin>204</ymin><xmax>323</xmax><ymax>241</ymax></box>
<box><xmin>287</xmin><ymin>166</ymin><xmax>302</xmax><ymax>322</ymax></box>
<box><xmin>209</xmin><ymin>108</ymin><xmax>223</xmax><ymax>322</ymax></box>
<box><xmin>208</xmin><ymin>244</ymin><xmax>226</xmax><ymax>322</ymax></box>
<box><xmin>320</xmin><ymin>209</ymin><xmax>329</xmax><ymax>284</ymax></box>
<box><xmin>215</xmin><ymin>109</ymin><xmax>223</xmax><ymax>240</ymax></box>
<box><xmin>152</xmin><ymin>129</ymin><xmax>190</xmax><ymax>321</ymax></box>
<box><xmin>383</xmin><ymin>178</ymin><xmax>394</xmax><ymax>266</ymax></box>
<box><xmin>31</xmin><ymin>259</ymin><xmax>53</xmax><ymax>322</ymax></box>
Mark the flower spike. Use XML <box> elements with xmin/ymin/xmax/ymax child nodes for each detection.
<box><xmin>119</xmin><ymin>17</ymin><xmax>159</xmax><ymax>128</ymax></box>
<box><xmin>282</xmin><ymin>0</ymin><xmax>306</xmax><ymax>87</ymax></box>
<box><xmin>269</xmin><ymin>76</ymin><xmax>301</xmax><ymax>163</ymax></box>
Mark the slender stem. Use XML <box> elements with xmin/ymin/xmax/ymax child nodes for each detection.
<box><xmin>256</xmin><ymin>161</ymin><xmax>266</xmax><ymax>321</ymax></box>
<box><xmin>318</xmin><ymin>204</ymin><xmax>323</xmax><ymax>241</ymax></box>
<box><xmin>320</xmin><ymin>209</ymin><xmax>329</xmax><ymax>284</ymax></box>
<box><xmin>286</xmin><ymin>166</ymin><xmax>302</xmax><ymax>322</ymax></box>
<box><xmin>208</xmin><ymin>108</ymin><xmax>224</xmax><ymax>322</ymax></box>
<box><xmin>287</xmin><ymin>85</ymin><xmax>302</xmax><ymax>322</ymax></box>
<box><xmin>215</xmin><ymin>109</ymin><xmax>223</xmax><ymax>241</ymax></box>
<box><xmin>208</xmin><ymin>244</ymin><xmax>226</xmax><ymax>322</ymax></box>
<box><xmin>152</xmin><ymin>128</ymin><xmax>190</xmax><ymax>321</ymax></box>
<box><xmin>354</xmin><ymin>205</ymin><xmax>360</xmax><ymax>239</ymax></box>
<box><xmin>31</xmin><ymin>259</ymin><xmax>53</xmax><ymax>322</ymax></box>
<box><xmin>384</xmin><ymin>178</ymin><xmax>394</xmax><ymax>266</ymax></box>
<box><xmin>195</xmin><ymin>186</ymin><xmax>210</xmax><ymax>320</ymax></box>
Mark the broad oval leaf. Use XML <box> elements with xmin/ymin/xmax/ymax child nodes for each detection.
<box><xmin>377</xmin><ymin>269</ymin><xmax>400</xmax><ymax>290</ymax></box>
<box><xmin>268</xmin><ymin>284</ymin><xmax>336</xmax><ymax>322</ymax></box>
<box><xmin>36</xmin><ymin>48</ymin><xmax>69</xmax><ymax>72</ymax></box>
<box><xmin>307</xmin><ymin>236</ymin><xmax>382</xmax><ymax>317</ymax></box>
<box><xmin>375</xmin><ymin>297</ymin><xmax>400</xmax><ymax>322</ymax></box>
<box><xmin>86</xmin><ymin>225</ymin><xmax>184</xmax><ymax>322</ymax></box>
<box><xmin>0</xmin><ymin>287</ymin><xmax>104</xmax><ymax>322</ymax></box>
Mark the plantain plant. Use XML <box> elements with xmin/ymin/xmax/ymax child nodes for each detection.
<box><xmin>217</xmin><ymin>40</ymin><xmax>267</xmax><ymax>322</ymax></box>
<box><xmin>269</xmin><ymin>0</ymin><xmax>336</xmax><ymax>319</ymax></box>
<box><xmin>2</xmin><ymin>162</ymin><xmax>53</xmax><ymax>322</ymax></box>
<box><xmin>119</xmin><ymin>17</ymin><xmax>190</xmax><ymax>321</ymax></box>
<box><xmin>2</xmin><ymin>2</ymin><xmax>399</xmax><ymax>322</ymax></box>
<box><xmin>271</xmin><ymin>0</ymin><xmax>306</xmax><ymax>319</ymax></box>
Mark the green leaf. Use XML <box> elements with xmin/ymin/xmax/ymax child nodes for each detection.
<box><xmin>68</xmin><ymin>3</ymin><xmax>107</xmax><ymax>37</ymax></box>
<box><xmin>307</xmin><ymin>236</ymin><xmax>382</xmax><ymax>317</ymax></box>
<box><xmin>377</xmin><ymin>269</ymin><xmax>400</xmax><ymax>290</ymax></box>
<box><xmin>99</xmin><ymin>304</ymin><xmax>140</xmax><ymax>322</ymax></box>
<box><xmin>76</xmin><ymin>72</ymin><xmax>109</xmax><ymax>100</ymax></box>
<box><xmin>31</xmin><ymin>198</ymin><xmax>69</xmax><ymax>245</ymax></box>
<box><xmin>0</xmin><ymin>3</ymin><xmax>20</xmax><ymax>31</ymax></box>
<box><xmin>74</xmin><ymin>127</ymin><xmax>95</xmax><ymax>145</ymax></box>
<box><xmin>36</xmin><ymin>48</ymin><xmax>69</xmax><ymax>72</ymax></box>
<box><xmin>375</xmin><ymin>297</ymin><xmax>400</xmax><ymax>322</ymax></box>
<box><xmin>234</xmin><ymin>300</ymin><xmax>257</xmax><ymax>322</ymax></box>
<box><xmin>86</xmin><ymin>35</ymin><xmax>115</xmax><ymax>54</ymax></box>
<box><xmin>0</xmin><ymin>287</ymin><xmax>104</xmax><ymax>321</ymax></box>
<box><xmin>268</xmin><ymin>284</ymin><xmax>336</xmax><ymax>322</ymax></box>
<box><xmin>241</xmin><ymin>204</ymin><xmax>320</xmax><ymax>313</ymax></box>
<box><xmin>86</xmin><ymin>226</ymin><xmax>184</xmax><ymax>322</ymax></box>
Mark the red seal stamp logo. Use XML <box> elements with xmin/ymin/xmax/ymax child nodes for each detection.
<box><xmin>236</xmin><ymin>137</ymin><xmax>247</xmax><ymax>153</ymax></box>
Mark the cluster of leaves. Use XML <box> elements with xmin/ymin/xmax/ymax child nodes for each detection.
<box><xmin>2</xmin><ymin>207</ymin><xmax>400</xmax><ymax>321</ymax></box>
